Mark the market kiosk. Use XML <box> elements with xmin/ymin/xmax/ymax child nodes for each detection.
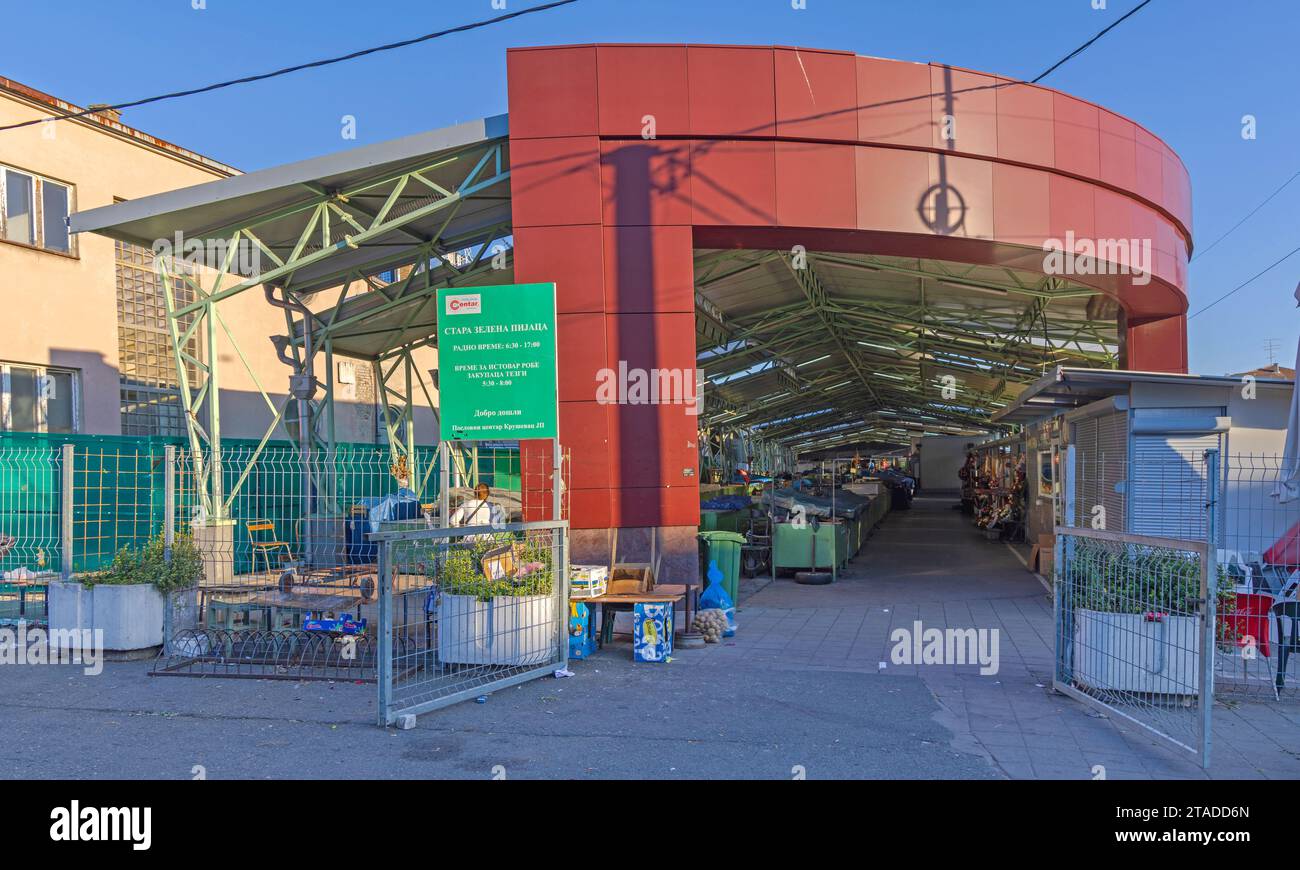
<box><xmin>967</xmin><ymin>437</ymin><xmax>1028</xmax><ymax>543</ymax></box>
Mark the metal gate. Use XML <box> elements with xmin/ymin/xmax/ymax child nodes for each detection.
<box><xmin>1053</xmin><ymin>526</ymin><xmax>1214</xmax><ymax>766</ymax></box>
<box><xmin>1054</xmin><ymin>443</ymin><xmax>1222</xmax><ymax>767</ymax></box>
<box><xmin>372</xmin><ymin>519</ymin><xmax>568</xmax><ymax>726</ymax></box>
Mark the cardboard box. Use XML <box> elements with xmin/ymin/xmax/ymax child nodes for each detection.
<box><xmin>569</xmin><ymin>565</ymin><xmax>609</xmax><ymax>599</ymax></box>
<box><xmin>608</xmin><ymin>564</ymin><xmax>653</xmax><ymax>595</ymax></box>
<box><xmin>1036</xmin><ymin>534</ymin><xmax>1055</xmax><ymax>577</ymax></box>
<box><xmin>1038</xmin><ymin>550</ymin><xmax>1054</xmax><ymax>577</ymax></box>
<box><xmin>633</xmin><ymin>602</ymin><xmax>673</xmax><ymax>663</ymax></box>
<box><xmin>568</xmin><ymin>601</ymin><xmax>596</xmax><ymax>660</ymax></box>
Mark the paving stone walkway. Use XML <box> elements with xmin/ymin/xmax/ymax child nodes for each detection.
<box><xmin>3</xmin><ymin>495</ymin><xmax>1296</xmax><ymax>779</ymax></box>
<box><xmin>681</xmin><ymin>495</ymin><xmax>1300</xmax><ymax>779</ymax></box>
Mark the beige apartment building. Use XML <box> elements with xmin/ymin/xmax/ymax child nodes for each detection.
<box><xmin>0</xmin><ymin>76</ymin><xmax>402</xmax><ymax>443</ymax></box>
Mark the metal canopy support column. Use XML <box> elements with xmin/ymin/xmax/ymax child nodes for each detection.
<box><xmin>159</xmin><ymin>262</ymin><xmax>219</xmax><ymax>518</ymax></box>
<box><xmin>151</xmin><ymin>138</ymin><xmax>511</xmax><ymax>519</ymax></box>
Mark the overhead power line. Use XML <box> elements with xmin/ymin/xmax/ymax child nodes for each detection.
<box><xmin>0</xmin><ymin>0</ymin><xmax>581</xmax><ymax>133</ymax></box>
<box><xmin>1031</xmin><ymin>0</ymin><xmax>1155</xmax><ymax>83</ymax></box>
<box><xmin>1188</xmin><ymin>244</ymin><xmax>1300</xmax><ymax>319</ymax></box>
<box><xmin>1022</xmin><ymin>0</ymin><xmax>1299</xmax><ymax>333</ymax></box>
<box><xmin>1191</xmin><ymin>169</ymin><xmax>1300</xmax><ymax>263</ymax></box>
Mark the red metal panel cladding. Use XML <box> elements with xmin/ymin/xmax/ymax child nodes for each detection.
<box><xmin>508</xmin><ymin>43</ymin><xmax>1194</xmax><ymax>531</ymax></box>
<box><xmin>596</xmin><ymin>44</ymin><xmax>691</xmax><ymax>138</ymax></box>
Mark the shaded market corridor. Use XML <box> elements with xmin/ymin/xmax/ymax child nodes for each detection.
<box><xmin>698</xmin><ymin>495</ymin><xmax>1055</xmax><ymax>677</ymax></box>
<box><xmin>749</xmin><ymin>495</ymin><xmax>1049</xmax><ymax>608</ymax></box>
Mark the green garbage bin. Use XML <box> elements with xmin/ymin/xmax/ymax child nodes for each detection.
<box><xmin>700</xmin><ymin>508</ymin><xmax>744</xmax><ymax>532</ymax></box>
<box><xmin>698</xmin><ymin>531</ymin><xmax>746</xmax><ymax>605</ymax></box>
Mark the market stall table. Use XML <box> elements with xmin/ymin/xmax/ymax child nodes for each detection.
<box><xmin>578</xmin><ymin>584</ymin><xmax>692</xmax><ymax>648</ymax></box>
<box><xmin>251</xmin><ymin>591</ymin><xmax>358</xmax><ymax>630</ymax></box>
<box><xmin>0</xmin><ymin>575</ymin><xmax>51</xmax><ymax>622</ymax></box>
<box><xmin>208</xmin><ymin>591</ymin><xmax>358</xmax><ymax>631</ymax></box>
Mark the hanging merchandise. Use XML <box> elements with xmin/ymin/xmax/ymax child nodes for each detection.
<box><xmin>971</xmin><ymin>440</ymin><xmax>1027</xmax><ymax>542</ymax></box>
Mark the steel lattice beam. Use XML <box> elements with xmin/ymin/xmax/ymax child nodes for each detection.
<box><xmin>696</xmin><ymin>248</ymin><xmax>1120</xmax><ymax>454</ymax></box>
<box><xmin>159</xmin><ymin>139</ymin><xmax>513</xmax><ymax>517</ymax></box>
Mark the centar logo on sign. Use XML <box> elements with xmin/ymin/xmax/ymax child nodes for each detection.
<box><xmin>444</xmin><ymin>293</ymin><xmax>482</xmax><ymax>315</ymax></box>
<box><xmin>436</xmin><ymin>284</ymin><xmax>558</xmax><ymax>442</ymax></box>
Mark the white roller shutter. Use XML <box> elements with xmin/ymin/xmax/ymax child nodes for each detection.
<box><xmin>1071</xmin><ymin>416</ymin><xmax>1098</xmax><ymax>527</ymax></box>
<box><xmin>1097</xmin><ymin>411</ymin><xmax>1128</xmax><ymax>533</ymax></box>
<box><xmin>1130</xmin><ymin>432</ymin><xmax>1222</xmax><ymax>541</ymax></box>
<box><xmin>1070</xmin><ymin>410</ymin><xmax>1127</xmax><ymax>531</ymax></box>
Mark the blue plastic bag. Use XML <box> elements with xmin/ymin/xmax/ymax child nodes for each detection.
<box><xmin>698</xmin><ymin>560</ymin><xmax>736</xmax><ymax>637</ymax></box>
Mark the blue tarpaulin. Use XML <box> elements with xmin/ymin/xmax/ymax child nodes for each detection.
<box><xmin>346</xmin><ymin>488</ymin><xmax>421</xmax><ymax>563</ymax></box>
<box><xmin>701</xmin><ymin>495</ymin><xmax>752</xmax><ymax>511</ymax></box>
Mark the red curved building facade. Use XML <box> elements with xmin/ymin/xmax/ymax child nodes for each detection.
<box><xmin>507</xmin><ymin>44</ymin><xmax>1193</xmax><ymax>541</ymax></box>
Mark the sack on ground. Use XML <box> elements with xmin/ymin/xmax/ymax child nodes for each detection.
<box><xmin>698</xmin><ymin>561</ymin><xmax>736</xmax><ymax>637</ymax></box>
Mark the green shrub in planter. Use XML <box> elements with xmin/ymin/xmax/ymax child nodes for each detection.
<box><xmin>430</xmin><ymin>532</ymin><xmax>555</xmax><ymax>602</ymax></box>
<box><xmin>1064</xmin><ymin>538</ymin><xmax>1236</xmax><ymax>695</ymax></box>
<box><xmin>430</xmin><ymin>532</ymin><xmax>558</xmax><ymax>666</ymax></box>
<box><xmin>1066</xmin><ymin>539</ymin><xmax>1232</xmax><ymax>616</ymax></box>
<box><xmin>83</xmin><ymin>533</ymin><xmax>204</xmax><ymax>594</ymax></box>
<box><xmin>1066</xmin><ymin>537</ymin><xmax>1238</xmax><ymax>646</ymax></box>
<box><xmin>50</xmin><ymin>533</ymin><xmax>203</xmax><ymax>653</ymax></box>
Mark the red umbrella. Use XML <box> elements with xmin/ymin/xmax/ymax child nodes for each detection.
<box><xmin>1264</xmin><ymin>519</ymin><xmax>1300</xmax><ymax>567</ymax></box>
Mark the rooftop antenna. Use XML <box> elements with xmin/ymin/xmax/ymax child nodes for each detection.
<box><xmin>1264</xmin><ymin>338</ymin><xmax>1282</xmax><ymax>368</ymax></box>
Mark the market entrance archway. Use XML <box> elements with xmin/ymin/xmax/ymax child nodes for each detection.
<box><xmin>506</xmin><ymin>44</ymin><xmax>1192</xmax><ymax>572</ymax></box>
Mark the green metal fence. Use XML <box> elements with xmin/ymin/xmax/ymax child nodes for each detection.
<box><xmin>176</xmin><ymin>442</ymin><xmax>443</xmax><ymax>577</ymax></box>
<box><xmin>0</xmin><ymin>437</ymin><xmax>64</xmax><ymax>578</ymax></box>
<box><xmin>0</xmin><ymin>433</ymin><xmax>522</xmax><ymax>580</ymax></box>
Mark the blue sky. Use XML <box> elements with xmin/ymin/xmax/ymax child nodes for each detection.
<box><xmin>5</xmin><ymin>0</ymin><xmax>1297</xmax><ymax>376</ymax></box>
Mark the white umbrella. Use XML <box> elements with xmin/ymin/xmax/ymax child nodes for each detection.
<box><xmin>1272</xmin><ymin>280</ymin><xmax>1300</xmax><ymax>502</ymax></box>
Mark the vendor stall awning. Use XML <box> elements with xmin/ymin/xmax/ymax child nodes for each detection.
<box><xmin>992</xmin><ymin>366</ymin><xmax>1295</xmax><ymax>424</ymax></box>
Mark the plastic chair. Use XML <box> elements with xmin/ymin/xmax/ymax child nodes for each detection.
<box><xmin>245</xmin><ymin>519</ymin><xmax>292</xmax><ymax>576</ymax></box>
<box><xmin>1274</xmin><ymin>600</ymin><xmax>1300</xmax><ymax>698</ymax></box>
<box><xmin>1228</xmin><ymin>592</ymin><xmax>1273</xmax><ymax>658</ymax></box>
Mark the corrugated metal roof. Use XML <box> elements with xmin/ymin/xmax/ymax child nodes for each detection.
<box><xmin>72</xmin><ymin>116</ymin><xmax>510</xmax><ymax>298</ymax></box>
<box><xmin>295</xmin><ymin>261</ymin><xmax>516</xmax><ymax>361</ymax></box>
<box><xmin>992</xmin><ymin>366</ymin><xmax>1295</xmax><ymax>424</ymax></box>
<box><xmin>695</xmin><ymin>249</ymin><xmax>1119</xmax><ymax>449</ymax></box>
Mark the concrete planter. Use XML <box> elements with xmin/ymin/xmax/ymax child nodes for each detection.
<box><xmin>192</xmin><ymin>520</ymin><xmax>234</xmax><ymax>586</ymax></box>
<box><xmin>47</xmin><ymin>581</ymin><xmax>92</xmax><ymax>646</ymax></box>
<box><xmin>48</xmin><ymin>580</ymin><xmax>166</xmax><ymax>653</ymax></box>
<box><xmin>1072</xmin><ymin>608</ymin><xmax>1201</xmax><ymax>695</ymax></box>
<box><xmin>437</xmin><ymin>593</ymin><xmax>556</xmax><ymax>667</ymax></box>
<box><xmin>165</xmin><ymin>586</ymin><xmax>201</xmax><ymax>636</ymax></box>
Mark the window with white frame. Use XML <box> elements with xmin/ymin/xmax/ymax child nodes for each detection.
<box><xmin>0</xmin><ymin>363</ymin><xmax>79</xmax><ymax>433</ymax></box>
<box><xmin>0</xmin><ymin>164</ymin><xmax>74</xmax><ymax>254</ymax></box>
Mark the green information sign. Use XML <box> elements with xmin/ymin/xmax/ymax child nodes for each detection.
<box><xmin>436</xmin><ymin>283</ymin><xmax>559</xmax><ymax>441</ymax></box>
